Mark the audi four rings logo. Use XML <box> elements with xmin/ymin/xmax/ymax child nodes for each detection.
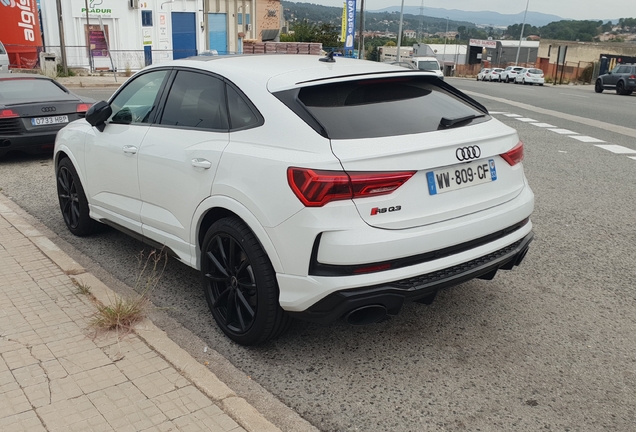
<box><xmin>456</xmin><ymin>146</ymin><xmax>481</xmax><ymax>161</ymax></box>
<box><xmin>41</xmin><ymin>107</ymin><xmax>56</xmax><ymax>112</ymax></box>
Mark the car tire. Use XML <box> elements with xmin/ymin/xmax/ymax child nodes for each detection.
<box><xmin>616</xmin><ymin>81</ymin><xmax>626</xmax><ymax>95</ymax></box>
<box><xmin>523</xmin><ymin>79</ymin><xmax>527</xmax><ymax>85</ymax></box>
<box><xmin>56</xmin><ymin>157</ymin><xmax>100</xmax><ymax>236</ymax></box>
<box><xmin>201</xmin><ymin>217</ymin><xmax>291</xmax><ymax>345</ymax></box>
<box><xmin>595</xmin><ymin>80</ymin><xmax>604</xmax><ymax>93</ymax></box>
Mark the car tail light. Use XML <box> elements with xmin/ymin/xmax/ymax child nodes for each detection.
<box><xmin>527</xmin><ymin>73</ymin><xmax>531</xmax><ymax>77</ymax></box>
<box><xmin>76</xmin><ymin>103</ymin><xmax>91</xmax><ymax>113</ymax></box>
<box><xmin>0</xmin><ymin>109</ymin><xmax>19</xmax><ymax>118</ymax></box>
<box><xmin>287</xmin><ymin>167</ymin><xmax>415</xmax><ymax>207</ymax></box>
<box><xmin>500</xmin><ymin>141</ymin><xmax>524</xmax><ymax>166</ymax></box>
<box><xmin>541</xmin><ymin>74</ymin><xmax>544</xmax><ymax>78</ymax></box>
<box><xmin>630</xmin><ymin>75</ymin><xmax>636</xmax><ymax>79</ymax></box>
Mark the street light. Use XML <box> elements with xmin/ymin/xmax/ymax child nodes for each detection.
<box><xmin>442</xmin><ymin>17</ymin><xmax>449</xmax><ymax>75</ymax></box>
<box><xmin>515</xmin><ymin>0</ymin><xmax>530</xmax><ymax>66</ymax></box>
<box><xmin>396</xmin><ymin>0</ymin><xmax>405</xmax><ymax>62</ymax></box>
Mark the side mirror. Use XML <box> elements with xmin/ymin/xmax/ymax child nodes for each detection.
<box><xmin>85</xmin><ymin>101</ymin><xmax>112</xmax><ymax>132</ymax></box>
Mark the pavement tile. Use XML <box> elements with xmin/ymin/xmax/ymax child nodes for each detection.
<box><xmin>152</xmin><ymin>386</ymin><xmax>214</xmax><ymax>420</ymax></box>
<box><xmin>2</xmin><ymin>346</ymin><xmax>38</xmax><ymax>370</ymax></box>
<box><xmin>192</xmin><ymin>404</ymin><xmax>244</xmax><ymax>431</ymax></box>
<box><xmin>49</xmin><ymin>374</ymin><xmax>83</xmax><ymax>402</ymax></box>
<box><xmin>72</xmin><ymin>363</ymin><xmax>128</xmax><ymax>394</ymax></box>
<box><xmin>12</xmin><ymin>362</ymin><xmax>47</xmax><ymax>388</ymax></box>
<box><xmin>23</xmin><ymin>381</ymin><xmax>51</xmax><ymax>408</ymax></box>
<box><xmin>0</xmin><ymin>386</ymin><xmax>31</xmax><ymax>417</ymax></box>
<box><xmin>108</xmin><ymin>337</ymin><xmax>171</xmax><ymax>380</ymax></box>
<box><xmin>89</xmin><ymin>381</ymin><xmax>168</xmax><ymax>431</ymax></box>
<box><xmin>0</xmin><ymin>409</ymin><xmax>46</xmax><ymax>431</ymax></box>
<box><xmin>133</xmin><ymin>367</ymin><xmax>190</xmax><ymax>399</ymax></box>
<box><xmin>37</xmin><ymin>394</ymin><xmax>104</xmax><ymax>431</ymax></box>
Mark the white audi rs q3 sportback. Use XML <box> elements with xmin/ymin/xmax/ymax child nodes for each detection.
<box><xmin>54</xmin><ymin>54</ymin><xmax>534</xmax><ymax>345</ymax></box>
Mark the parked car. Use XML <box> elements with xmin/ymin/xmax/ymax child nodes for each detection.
<box><xmin>500</xmin><ymin>66</ymin><xmax>524</xmax><ymax>83</ymax></box>
<box><xmin>54</xmin><ymin>55</ymin><xmax>534</xmax><ymax>345</ymax></box>
<box><xmin>595</xmin><ymin>63</ymin><xmax>636</xmax><ymax>95</ymax></box>
<box><xmin>0</xmin><ymin>41</ymin><xmax>10</xmax><ymax>73</ymax></box>
<box><xmin>477</xmin><ymin>68</ymin><xmax>491</xmax><ymax>81</ymax></box>
<box><xmin>389</xmin><ymin>61</ymin><xmax>417</xmax><ymax>70</ymax></box>
<box><xmin>488</xmin><ymin>68</ymin><xmax>505</xmax><ymax>82</ymax></box>
<box><xmin>0</xmin><ymin>74</ymin><xmax>94</xmax><ymax>158</ymax></box>
<box><xmin>515</xmin><ymin>68</ymin><xmax>545</xmax><ymax>85</ymax></box>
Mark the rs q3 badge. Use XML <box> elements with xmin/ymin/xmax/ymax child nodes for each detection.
<box><xmin>371</xmin><ymin>206</ymin><xmax>401</xmax><ymax>216</ymax></box>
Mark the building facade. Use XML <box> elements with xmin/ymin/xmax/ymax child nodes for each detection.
<box><xmin>39</xmin><ymin>0</ymin><xmax>259</xmax><ymax>71</ymax></box>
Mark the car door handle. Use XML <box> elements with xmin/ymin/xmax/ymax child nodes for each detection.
<box><xmin>191</xmin><ymin>158</ymin><xmax>212</xmax><ymax>169</ymax></box>
<box><xmin>122</xmin><ymin>145</ymin><xmax>138</xmax><ymax>155</ymax></box>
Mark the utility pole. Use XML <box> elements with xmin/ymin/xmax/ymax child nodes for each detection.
<box><xmin>515</xmin><ymin>0</ymin><xmax>530</xmax><ymax>66</ymax></box>
<box><xmin>358</xmin><ymin>0</ymin><xmax>365</xmax><ymax>59</ymax></box>
<box><xmin>84</xmin><ymin>0</ymin><xmax>93</xmax><ymax>72</ymax></box>
<box><xmin>55</xmin><ymin>0</ymin><xmax>68</xmax><ymax>76</ymax></box>
<box><xmin>396</xmin><ymin>0</ymin><xmax>405</xmax><ymax>62</ymax></box>
<box><xmin>442</xmin><ymin>17</ymin><xmax>449</xmax><ymax>75</ymax></box>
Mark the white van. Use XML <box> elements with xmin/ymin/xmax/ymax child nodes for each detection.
<box><xmin>411</xmin><ymin>56</ymin><xmax>443</xmax><ymax>80</ymax></box>
<box><xmin>0</xmin><ymin>41</ymin><xmax>10</xmax><ymax>73</ymax></box>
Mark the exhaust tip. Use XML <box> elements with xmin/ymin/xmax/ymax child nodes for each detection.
<box><xmin>345</xmin><ymin>305</ymin><xmax>387</xmax><ymax>326</ymax></box>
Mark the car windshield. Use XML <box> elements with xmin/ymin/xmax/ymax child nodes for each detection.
<box><xmin>294</xmin><ymin>76</ymin><xmax>485</xmax><ymax>140</ymax></box>
<box><xmin>0</xmin><ymin>78</ymin><xmax>74</xmax><ymax>104</ymax></box>
<box><xmin>417</xmin><ymin>61</ymin><xmax>439</xmax><ymax>71</ymax></box>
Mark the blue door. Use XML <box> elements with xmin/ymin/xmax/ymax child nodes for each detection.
<box><xmin>208</xmin><ymin>13</ymin><xmax>227</xmax><ymax>55</ymax></box>
<box><xmin>172</xmin><ymin>12</ymin><xmax>197</xmax><ymax>59</ymax></box>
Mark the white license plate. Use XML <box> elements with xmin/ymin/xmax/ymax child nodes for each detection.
<box><xmin>426</xmin><ymin>159</ymin><xmax>497</xmax><ymax>195</ymax></box>
<box><xmin>31</xmin><ymin>115</ymin><xmax>69</xmax><ymax>126</ymax></box>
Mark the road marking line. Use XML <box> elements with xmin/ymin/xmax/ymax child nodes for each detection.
<box><xmin>532</xmin><ymin>123</ymin><xmax>557</xmax><ymax>128</ymax></box>
<box><xmin>462</xmin><ymin>90</ymin><xmax>636</xmax><ymax>139</ymax></box>
<box><xmin>549</xmin><ymin>128</ymin><xmax>579</xmax><ymax>135</ymax></box>
<box><xmin>503</xmin><ymin>113</ymin><xmax>522</xmax><ymax>117</ymax></box>
<box><xmin>489</xmin><ymin>111</ymin><xmax>506</xmax><ymax>114</ymax></box>
<box><xmin>515</xmin><ymin>118</ymin><xmax>538</xmax><ymax>122</ymax></box>
<box><xmin>570</xmin><ymin>136</ymin><xmax>606</xmax><ymax>143</ymax></box>
<box><xmin>559</xmin><ymin>93</ymin><xmax>589</xmax><ymax>98</ymax></box>
<box><xmin>629</xmin><ymin>156</ymin><xmax>636</xmax><ymax>160</ymax></box>
<box><xmin>595</xmin><ymin>145</ymin><xmax>636</xmax><ymax>154</ymax></box>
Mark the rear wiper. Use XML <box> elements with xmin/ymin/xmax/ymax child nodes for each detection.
<box><xmin>439</xmin><ymin>114</ymin><xmax>486</xmax><ymax>128</ymax></box>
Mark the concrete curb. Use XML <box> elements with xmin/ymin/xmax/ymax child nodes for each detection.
<box><xmin>0</xmin><ymin>192</ymin><xmax>282</xmax><ymax>432</ymax></box>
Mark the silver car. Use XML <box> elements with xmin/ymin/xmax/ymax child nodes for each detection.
<box><xmin>0</xmin><ymin>41</ymin><xmax>10</xmax><ymax>73</ymax></box>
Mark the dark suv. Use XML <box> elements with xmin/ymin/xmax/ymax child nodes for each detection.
<box><xmin>595</xmin><ymin>64</ymin><xmax>636</xmax><ymax>95</ymax></box>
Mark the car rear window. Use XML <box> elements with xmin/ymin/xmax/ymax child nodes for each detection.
<box><xmin>0</xmin><ymin>78</ymin><xmax>72</xmax><ymax>104</ymax></box>
<box><xmin>528</xmin><ymin>69</ymin><xmax>543</xmax><ymax>74</ymax></box>
<box><xmin>288</xmin><ymin>76</ymin><xmax>487</xmax><ymax>140</ymax></box>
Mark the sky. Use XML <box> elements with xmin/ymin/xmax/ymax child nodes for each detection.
<box><xmin>291</xmin><ymin>0</ymin><xmax>632</xmax><ymax>21</ymax></box>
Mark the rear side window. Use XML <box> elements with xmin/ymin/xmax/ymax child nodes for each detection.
<box><xmin>0</xmin><ymin>43</ymin><xmax>6</xmax><ymax>54</ymax></box>
<box><xmin>292</xmin><ymin>76</ymin><xmax>487</xmax><ymax>140</ymax></box>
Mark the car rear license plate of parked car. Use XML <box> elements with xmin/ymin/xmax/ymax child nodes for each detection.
<box><xmin>426</xmin><ymin>159</ymin><xmax>497</xmax><ymax>195</ymax></box>
<box><xmin>31</xmin><ymin>115</ymin><xmax>69</xmax><ymax>126</ymax></box>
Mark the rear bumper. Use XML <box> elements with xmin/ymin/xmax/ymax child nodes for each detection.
<box><xmin>288</xmin><ymin>231</ymin><xmax>533</xmax><ymax>324</ymax></box>
<box><xmin>0</xmin><ymin>130</ymin><xmax>60</xmax><ymax>155</ymax></box>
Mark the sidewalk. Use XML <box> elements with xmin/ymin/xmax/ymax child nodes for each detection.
<box><xmin>0</xmin><ymin>193</ymin><xmax>282</xmax><ymax>432</ymax></box>
<box><xmin>56</xmin><ymin>74</ymin><xmax>127</xmax><ymax>89</ymax></box>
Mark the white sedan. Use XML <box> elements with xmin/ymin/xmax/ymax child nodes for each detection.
<box><xmin>54</xmin><ymin>55</ymin><xmax>534</xmax><ymax>345</ymax></box>
<box><xmin>515</xmin><ymin>68</ymin><xmax>545</xmax><ymax>85</ymax></box>
<box><xmin>477</xmin><ymin>68</ymin><xmax>491</xmax><ymax>81</ymax></box>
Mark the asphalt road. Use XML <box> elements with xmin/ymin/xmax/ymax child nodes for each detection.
<box><xmin>1</xmin><ymin>81</ymin><xmax>635</xmax><ymax>431</ymax></box>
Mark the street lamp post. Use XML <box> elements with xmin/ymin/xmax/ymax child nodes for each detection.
<box><xmin>396</xmin><ymin>0</ymin><xmax>405</xmax><ymax>62</ymax></box>
<box><xmin>515</xmin><ymin>0</ymin><xmax>530</xmax><ymax>66</ymax></box>
<box><xmin>442</xmin><ymin>17</ymin><xmax>449</xmax><ymax>75</ymax></box>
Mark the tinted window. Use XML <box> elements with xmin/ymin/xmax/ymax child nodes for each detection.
<box><xmin>226</xmin><ymin>85</ymin><xmax>260</xmax><ymax>130</ymax></box>
<box><xmin>0</xmin><ymin>43</ymin><xmax>6</xmax><ymax>54</ymax></box>
<box><xmin>416</xmin><ymin>60</ymin><xmax>440</xmax><ymax>71</ymax></box>
<box><xmin>528</xmin><ymin>69</ymin><xmax>543</xmax><ymax>74</ymax></box>
<box><xmin>295</xmin><ymin>76</ymin><xmax>486</xmax><ymax>140</ymax></box>
<box><xmin>0</xmin><ymin>78</ymin><xmax>72</xmax><ymax>104</ymax></box>
<box><xmin>160</xmin><ymin>71</ymin><xmax>228</xmax><ymax>130</ymax></box>
<box><xmin>109</xmin><ymin>70</ymin><xmax>168</xmax><ymax>124</ymax></box>
<box><xmin>617</xmin><ymin>66</ymin><xmax>630</xmax><ymax>74</ymax></box>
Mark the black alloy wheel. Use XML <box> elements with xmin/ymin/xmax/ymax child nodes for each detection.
<box><xmin>595</xmin><ymin>80</ymin><xmax>604</xmax><ymax>93</ymax></box>
<box><xmin>616</xmin><ymin>81</ymin><xmax>626</xmax><ymax>95</ymax></box>
<box><xmin>56</xmin><ymin>158</ymin><xmax>97</xmax><ymax>236</ymax></box>
<box><xmin>201</xmin><ymin>217</ymin><xmax>291</xmax><ymax>345</ymax></box>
